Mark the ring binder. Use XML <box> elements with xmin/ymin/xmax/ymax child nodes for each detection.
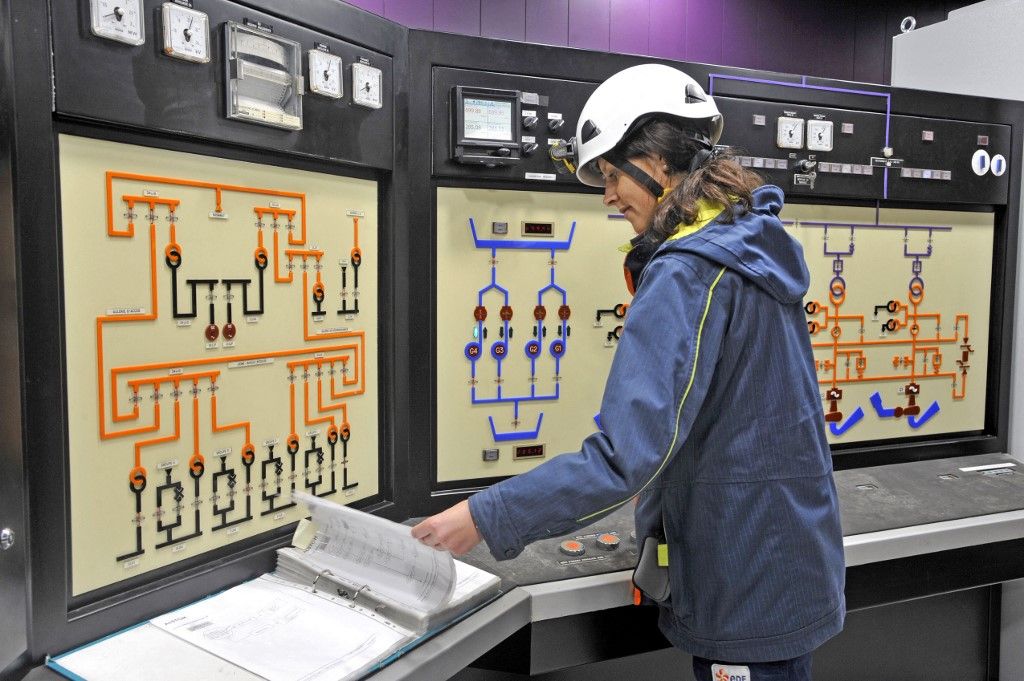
<box><xmin>312</xmin><ymin>569</ymin><xmax>334</xmax><ymax>593</ymax></box>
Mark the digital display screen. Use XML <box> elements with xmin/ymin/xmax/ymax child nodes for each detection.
<box><xmin>522</xmin><ymin>221</ymin><xmax>554</xmax><ymax>237</ymax></box>
<box><xmin>463</xmin><ymin>97</ymin><xmax>513</xmax><ymax>141</ymax></box>
<box><xmin>514</xmin><ymin>444</ymin><xmax>545</xmax><ymax>459</ymax></box>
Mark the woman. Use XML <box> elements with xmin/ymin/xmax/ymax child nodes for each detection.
<box><xmin>413</xmin><ymin>64</ymin><xmax>845</xmax><ymax>681</ymax></box>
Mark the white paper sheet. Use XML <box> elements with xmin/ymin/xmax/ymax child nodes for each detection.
<box><xmin>293</xmin><ymin>491</ymin><xmax>456</xmax><ymax>613</ymax></box>
<box><xmin>152</xmin><ymin>575</ymin><xmax>411</xmax><ymax>681</ymax></box>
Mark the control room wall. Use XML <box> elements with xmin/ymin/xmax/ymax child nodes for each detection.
<box><xmin>343</xmin><ymin>0</ymin><xmax>972</xmax><ymax>85</ymax></box>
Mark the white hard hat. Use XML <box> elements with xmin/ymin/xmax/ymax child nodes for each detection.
<box><xmin>574</xmin><ymin>64</ymin><xmax>723</xmax><ymax>187</ymax></box>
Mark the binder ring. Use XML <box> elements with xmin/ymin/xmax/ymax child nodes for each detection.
<box><xmin>312</xmin><ymin>569</ymin><xmax>334</xmax><ymax>593</ymax></box>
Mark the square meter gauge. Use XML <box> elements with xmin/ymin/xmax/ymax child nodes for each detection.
<box><xmin>224</xmin><ymin>22</ymin><xmax>304</xmax><ymax>130</ymax></box>
<box><xmin>776</xmin><ymin>116</ymin><xmax>805</xmax><ymax>150</ymax></box>
<box><xmin>352</xmin><ymin>61</ymin><xmax>383</xmax><ymax>109</ymax></box>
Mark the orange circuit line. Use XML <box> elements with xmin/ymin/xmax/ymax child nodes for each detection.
<box><xmin>107</xmin><ymin>172</ymin><xmax>308</xmax><ymax>245</ymax></box>
<box><xmin>132</xmin><ymin>396</ymin><xmax>182</xmax><ymax>470</ymax></box>
<box><xmin>303</xmin><ymin>379</ymin><xmax>336</xmax><ymax>428</ymax></box>
<box><xmin>97</xmin><ymin>223</ymin><xmax>160</xmax><ymax>438</ymax></box>
<box><xmin>273</xmin><ymin>229</ymin><xmax>293</xmax><ymax>283</ymax></box>
<box><xmin>210</xmin><ymin>383</ymin><xmax>252</xmax><ymax>448</ymax></box>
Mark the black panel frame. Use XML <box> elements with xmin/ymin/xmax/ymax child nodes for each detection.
<box><xmin>0</xmin><ymin>0</ymin><xmax>410</xmax><ymax>674</ymax></box>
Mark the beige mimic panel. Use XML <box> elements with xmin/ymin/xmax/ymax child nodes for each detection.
<box><xmin>436</xmin><ymin>188</ymin><xmax>994</xmax><ymax>484</ymax></box>
<box><xmin>60</xmin><ymin>135</ymin><xmax>379</xmax><ymax>595</ymax></box>
<box><xmin>781</xmin><ymin>203</ymin><xmax>992</xmax><ymax>444</ymax></box>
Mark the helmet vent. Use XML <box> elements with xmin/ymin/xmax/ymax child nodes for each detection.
<box><xmin>685</xmin><ymin>83</ymin><xmax>706</xmax><ymax>103</ymax></box>
<box><xmin>581</xmin><ymin>119</ymin><xmax>601</xmax><ymax>144</ymax></box>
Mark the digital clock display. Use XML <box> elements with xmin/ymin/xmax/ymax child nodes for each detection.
<box><xmin>522</xmin><ymin>221</ymin><xmax>554</xmax><ymax>237</ymax></box>
<box><xmin>514</xmin><ymin>444</ymin><xmax>546</xmax><ymax>459</ymax></box>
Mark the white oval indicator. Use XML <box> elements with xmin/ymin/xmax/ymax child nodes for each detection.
<box><xmin>972</xmin><ymin>149</ymin><xmax>991</xmax><ymax>176</ymax></box>
<box><xmin>991</xmin><ymin>154</ymin><xmax>1007</xmax><ymax>177</ymax></box>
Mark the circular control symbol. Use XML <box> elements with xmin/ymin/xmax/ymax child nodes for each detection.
<box><xmin>596</xmin><ymin>533</ymin><xmax>620</xmax><ymax>551</ymax></box>
<box><xmin>464</xmin><ymin>342</ymin><xmax>482</xmax><ymax>361</ymax></box>
<box><xmin>972</xmin><ymin>149</ymin><xmax>991</xmax><ymax>176</ymax></box>
<box><xmin>559</xmin><ymin>540</ymin><xmax>585</xmax><ymax>557</ymax></box>
<box><xmin>992</xmin><ymin>154</ymin><xmax>1007</xmax><ymax>177</ymax></box>
<box><xmin>524</xmin><ymin>340</ymin><xmax>541</xmax><ymax>359</ymax></box>
<box><xmin>549</xmin><ymin>340</ymin><xmax>566</xmax><ymax>358</ymax></box>
<box><xmin>490</xmin><ymin>341</ymin><xmax>508</xmax><ymax>360</ymax></box>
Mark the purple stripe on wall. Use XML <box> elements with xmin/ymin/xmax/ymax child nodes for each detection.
<box><xmin>568</xmin><ymin>0</ymin><xmax>610</xmax><ymax>51</ymax></box>
<box><xmin>433</xmin><ymin>0</ymin><xmax>481</xmax><ymax>35</ymax></box>
<box><xmin>647</xmin><ymin>0</ymin><xmax>686</xmax><ymax>61</ymax></box>
<box><xmin>482</xmin><ymin>0</ymin><xmax>526</xmax><ymax>41</ymax></box>
<box><xmin>344</xmin><ymin>0</ymin><xmax>384</xmax><ymax>14</ymax></box>
<box><xmin>684</xmin><ymin>0</ymin><xmax>722</xmax><ymax>65</ymax></box>
<box><xmin>384</xmin><ymin>0</ymin><xmax>433</xmax><ymax>29</ymax></box>
<box><xmin>525</xmin><ymin>0</ymin><xmax>569</xmax><ymax>46</ymax></box>
<box><xmin>609</xmin><ymin>0</ymin><xmax>650</xmax><ymax>56</ymax></box>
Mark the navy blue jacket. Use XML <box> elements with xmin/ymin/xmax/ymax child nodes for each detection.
<box><xmin>469</xmin><ymin>185</ymin><xmax>845</xmax><ymax>661</ymax></box>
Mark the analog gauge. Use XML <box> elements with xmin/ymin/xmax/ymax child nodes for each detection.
<box><xmin>308</xmin><ymin>50</ymin><xmax>343</xmax><ymax>99</ymax></box>
<box><xmin>807</xmin><ymin>120</ymin><xmax>834</xmax><ymax>152</ymax></box>
<box><xmin>352</xmin><ymin>62</ymin><xmax>383</xmax><ymax>110</ymax></box>
<box><xmin>161</xmin><ymin>3</ymin><xmax>210</xmax><ymax>63</ymax></box>
<box><xmin>90</xmin><ymin>0</ymin><xmax>145</xmax><ymax>46</ymax></box>
<box><xmin>776</xmin><ymin>116</ymin><xmax>805</xmax><ymax>150</ymax></box>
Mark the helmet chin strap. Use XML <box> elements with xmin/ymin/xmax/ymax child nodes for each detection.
<box><xmin>606</xmin><ymin>157</ymin><xmax>664</xmax><ymax>198</ymax></box>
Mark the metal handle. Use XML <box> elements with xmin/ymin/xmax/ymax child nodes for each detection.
<box><xmin>0</xmin><ymin>528</ymin><xmax>13</xmax><ymax>551</ymax></box>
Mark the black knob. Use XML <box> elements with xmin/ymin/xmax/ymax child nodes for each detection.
<box><xmin>522</xmin><ymin>115</ymin><xmax>538</xmax><ymax>130</ymax></box>
<box><xmin>548</xmin><ymin>118</ymin><xmax>565</xmax><ymax>132</ymax></box>
<box><xmin>494</xmin><ymin>147</ymin><xmax>512</xmax><ymax>157</ymax></box>
<box><xmin>522</xmin><ymin>142</ymin><xmax>539</xmax><ymax>155</ymax></box>
<box><xmin>797</xmin><ymin>159</ymin><xmax>818</xmax><ymax>173</ymax></box>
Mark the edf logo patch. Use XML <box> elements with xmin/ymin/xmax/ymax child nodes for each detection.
<box><xmin>711</xmin><ymin>664</ymin><xmax>751</xmax><ymax>681</ymax></box>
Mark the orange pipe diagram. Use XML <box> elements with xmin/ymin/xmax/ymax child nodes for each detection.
<box><xmin>99</xmin><ymin>171</ymin><xmax>369</xmax><ymax>486</ymax></box>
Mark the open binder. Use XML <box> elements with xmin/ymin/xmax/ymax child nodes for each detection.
<box><xmin>47</xmin><ymin>493</ymin><xmax>501</xmax><ymax>681</ymax></box>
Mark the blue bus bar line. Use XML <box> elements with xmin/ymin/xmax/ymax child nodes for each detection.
<box><xmin>489</xmin><ymin>413</ymin><xmax>544</xmax><ymax>442</ymax></box>
<box><xmin>829</xmin><ymin>407</ymin><xmax>864</xmax><ymax>436</ymax></box>
<box><xmin>471</xmin><ymin>384</ymin><xmax>560</xmax><ymax>406</ymax></box>
<box><xmin>469</xmin><ymin>218</ymin><xmax>577</xmax><ymax>250</ymax></box>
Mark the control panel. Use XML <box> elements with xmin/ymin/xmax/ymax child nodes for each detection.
<box><xmin>459</xmin><ymin>504</ymin><xmax>638</xmax><ymax>587</ymax></box>
<box><xmin>60</xmin><ymin>135</ymin><xmax>380</xmax><ymax>595</ymax></box>
<box><xmin>55</xmin><ymin>0</ymin><xmax>393</xmax><ymax>168</ymax></box>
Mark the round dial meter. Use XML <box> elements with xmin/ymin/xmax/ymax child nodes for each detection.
<box><xmin>776</xmin><ymin>116</ymin><xmax>805</xmax><ymax>150</ymax></box>
<box><xmin>162</xmin><ymin>3</ymin><xmax>210</xmax><ymax>63</ymax></box>
<box><xmin>90</xmin><ymin>0</ymin><xmax>145</xmax><ymax>46</ymax></box>
<box><xmin>807</xmin><ymin>120</ymin><xmax>834</xmax><ymax>152</ymax></box>
<box><xmin>308</xmin><ymin>50</ymin><xmax>343</xmax><ymax>99</ymax></box>
<box><xmin>352</xmin><ymin>62</ymin><xmax>383</xmax><ymax>110</ymax></box>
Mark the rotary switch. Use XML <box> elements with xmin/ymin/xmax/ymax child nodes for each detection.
<box><xmin>522</xmin><ymin>141</ymin><xmax>539</xmax><ymax>155</ymax></box>
<box><xmin>522</xmin><ymin>114</ymin><xmax>539</xmax><ymax>130</ymax></box>
<box><xmin>559</xmin><ymin>539</ymin><xmax>585</xmax><ymax>557</ymax></box>
<box><xmin>596</xmin><ymin>533</ymin><xmax>620</xmax><ymax>551</ymax></box>
<box><xmin>548</xmin><ymin>118</ymin><xmax>565</xmax><ymax>132</ymax></box>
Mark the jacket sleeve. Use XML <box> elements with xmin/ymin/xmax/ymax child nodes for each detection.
<box><xmin>469</xmin><ymin>255</ymin><xmax>731</xmax><ymax>560</ymax></box>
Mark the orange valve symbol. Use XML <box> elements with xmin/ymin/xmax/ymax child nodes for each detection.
<box><xmin>189</xmin><ymin>453</ymin><xmax>206</xmax><ymax>478</ymax></box>
<box><xmin>558</xmin><ymin>305</ymin><xmax>571</xmax><ymax>321</ymax></box>
<box><xmin>326</xmin><ymin>425</ymin><xmax>339</xmax><ymax>444</ymax></box>
<box><xmin>909</xmin><ymin>277</ymin><xmax>925</xmax><ymax>304</ymax></box>
<box><xmin>830</xmin><ymin>325</ymin><xmax>842</xmax><ymax>339</ymax></box>
<box><xmin>499</xmin><ymin>305</ymin><xmax>514</xmax><ymax>321</ymax></box>
<box><xmin>129</xmin><ymin>466</ymin><xmax>148</xmax><ymax>492</ymax></box>
<box><xmin>533</xmin><ymin>305</ymin><xmax>547</xmax><ymax>320</ymax></box>
<box><xmin>804</xmin><ymin>301</ymin><xmax>820</xmax><ymax>315</ymax></box>
<box><xmin>350</xmin><ymin>247</ymin><xmax>362</xmax><ymax>267</ymax></box>
<box><xmin>312</xmin><ymin>281</ymin><xmax>326</xmax><ymax>303</ymax></box>
<box><xmin>286</xmin><ymin>434</ymin><xmax>300</xmax><ymax>454</ymax></box>
<box><xmin>828</xmin><ymin>277</ymin><xmax>846</xmax><ymax>306</ymax></box>
<box><xmin>241</xmin><ymin>444</ymin><xmax>256</xmax><ymax>465</ymax></box>
<box><xmin>340</xmin><ymin>423</ymin><xmax>351</xmax><ymax>442</ymax></box>
<box><xmin>910</xmin><ymin>323</ymin><xmax>920</xmax><ymax>337</ymax></box>
<box><xmin>473</xmin><ymin>305</ymin><xmax>488</xmax><ymax>322</ymax></box>
<box><xmin>808</xmin><ymin>321</ymin><xmax>820</xmax><ymax>334</ymax></box>
<box><xmin>165</xmin><ymin>243</ymin><xmax>182</xmax><ymax>268</ymax></box>
<box><xmin>887</xmin><ymin>300</ymin><xmax>899</xmax><ymax>313</ymax></box>
<box><xmin>254</xmin><ymin>246</ymin><xmax>269</xmax><ymax>270</ymax></box>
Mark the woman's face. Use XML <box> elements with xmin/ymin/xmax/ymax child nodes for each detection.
<box><xmin>598</xmin><ymin>156</ymin><xmax>669</xmax><ymax>235</ymax></box>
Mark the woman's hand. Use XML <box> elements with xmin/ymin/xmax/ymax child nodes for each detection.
<box><xmin>410</xmin><ymin>500</ymin><xmax>482</xmax><ymax>556</ymax></box>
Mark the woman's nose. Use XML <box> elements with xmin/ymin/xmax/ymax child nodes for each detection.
<box><xmin>603</xmin><ymin>185</ymin><xmax>617</xmax><ymax>206</ymax></box>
